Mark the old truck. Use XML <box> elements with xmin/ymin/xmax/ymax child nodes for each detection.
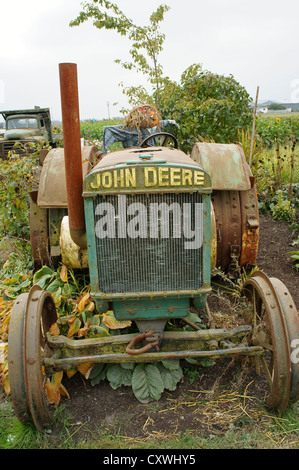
<box><xmin>7</xmin><ymin>64</ymin><xmax>299</xmax><ymax>431</ymax></box>
<box><xmin>0</xmin><ymin>107</ymin><xmax>58</xmax><ymax>159</ymax></box>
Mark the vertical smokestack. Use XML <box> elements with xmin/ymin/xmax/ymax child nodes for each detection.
<box><xmin>59</xmin><ymin>63</ymin><xmax>86</xmax><ymax>249</ymax></box>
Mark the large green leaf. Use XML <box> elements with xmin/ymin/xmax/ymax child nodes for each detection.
<box><xmin>89</xmin><ymin>364</ymin><xmax>107</xmax><ymax>386</ymax></box>
<box><xmin>161</xmin><ymin>359</ymin><xmax>181</xmax><ymax>371</ymax></box>
<box><xmin>46</xmin><ymin>278</ymin><xmax>64</xmax><ymax>293</ymax></box>
<box><xmin>132</xmin><ymin>364</ymin><xmax>164</xmax><ymax>403</ymax></box>
<box><xmin>157</xmin><ymin>362</ymin><xmax>183</xmax><ymax>391</ymax></box>
<box><xmin>106</xmin><ymin>364</ymin><xmax>133</xmax><ymax>389</ymax></box>
<box><xmin>33</xmin><ymin>266</ymin><xmax>54</xmax><ymax>284</ymax></box>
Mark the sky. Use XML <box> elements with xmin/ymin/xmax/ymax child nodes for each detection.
<box><xmin>0</xmin><ymin>0</ymin><xmax>299</xmax><ymax>122</ymax></box>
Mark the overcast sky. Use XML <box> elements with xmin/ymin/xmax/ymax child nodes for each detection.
<box><xmin>1</xmin><ymin>0</ymin><xmax>299</xmax><ymax>122</ymax></box>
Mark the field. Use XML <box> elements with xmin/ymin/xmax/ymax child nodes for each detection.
<box><xmin>0</xmin><ymin>113</ymin><xmax>298</xmax><ymax>449</ymax></box>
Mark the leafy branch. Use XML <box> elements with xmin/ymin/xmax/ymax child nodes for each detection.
<box><xmin>70</xmin><ymin>1</ymin><xmax>170</xmax><ymax>108</ymax></box>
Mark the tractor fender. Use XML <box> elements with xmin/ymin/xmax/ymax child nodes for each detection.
<box><xmin>191</xmin><ymin>142</ymin><xmax>251</xmax><ymax>190</ymax></box>
<box><xmin>37</xmin><ymin>145</ymin><xmax>100</xmax><ymax>208</ymax></box>
<box><xmin>191</xmin><ymin>143</ymin><xmax>259</xmax><ymax>273</ymax></box>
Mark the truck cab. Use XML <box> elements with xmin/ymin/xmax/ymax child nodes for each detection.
<box><xmin>0</xmin><ymin>107</ymin><xmax>56</xmax><ymax>158</ymax></box>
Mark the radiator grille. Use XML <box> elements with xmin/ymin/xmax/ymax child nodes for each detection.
<box><xmin>94</xmin><ymin>193</ymin><xmax>203</xmax><ymax>294</ymax></box>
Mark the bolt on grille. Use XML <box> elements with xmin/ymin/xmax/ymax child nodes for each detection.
<box><xmin>93</xmin><ymin>192</ymin><xmax>203</xmax><ymax>294</ymax></box>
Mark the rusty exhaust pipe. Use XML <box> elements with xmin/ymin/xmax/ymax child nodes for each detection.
<box><xmin>59</xmin><ymin>63</ymin><xmax>86</xmax><ymax>249</ymax></box>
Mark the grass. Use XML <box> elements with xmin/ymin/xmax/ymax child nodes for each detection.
<box><xmin>258</xmin><ymin>111</ymin><xmax>299</xmax><ymax>120</ymax></box>
<box><xmin>0</xmin><ymin>385</ymin><xmax>298</xmax><ymax>450</ymax></box>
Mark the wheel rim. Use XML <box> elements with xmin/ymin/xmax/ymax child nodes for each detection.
<box><xmin>270</xmin><ymin>278</ymin><xmax>299</xmax><ymax>403</ymax></box>
<box><xmin>8</xmin><ymin>293</ymin><xmax>32</xmax><ymax>424</ymax></box>
<box><xmin>243</xmin><ymin>272</ymin><xmax>291</xmax><ymax>411</ymax></box>
<box><xmin>8</xmin><ymin>286</ymin><xmax>57</xmax><ymax>430</ymax></box>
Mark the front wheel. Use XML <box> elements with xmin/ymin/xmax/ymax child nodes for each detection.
<box><xmin>8</xmin><ymin>285</ymin><xmax>57</xmax><ymax>431</ymax></box>
<box><xmin>242</xmin><ymin>272</ymin><xmax>292</xmax><ymax>411</ymax></box>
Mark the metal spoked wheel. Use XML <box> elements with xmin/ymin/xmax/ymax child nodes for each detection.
<box><xmin>8</xmin><ymin>285</ymin><xmax>57</xmax><ymax>431</ymax></box>
<box><xmin>242</xmin><ymin>271</ymin><xmax>291</xmax><ymax>411</ymax></box>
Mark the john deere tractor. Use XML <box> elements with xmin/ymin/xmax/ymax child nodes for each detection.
<box><xmin>7</xmin><ymin>64</ymin><xmax>299</xmax><ymax>431</ymax></box>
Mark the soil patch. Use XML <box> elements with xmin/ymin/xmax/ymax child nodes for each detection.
<box><xmin>256</xmin><ymin>214</ymin><xmax>298</xmax><ymax>306</ymax></box>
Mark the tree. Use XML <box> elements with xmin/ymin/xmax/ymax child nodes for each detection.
<box><xmin>71</xmin><ymin>2</ymin><xmax>252</xmax><ymax>152</ymax></box>
<box><xmin>70</xmin><ymin>1</ymin><xmax>170</xmax><ymax>109</ymax></box>
<box><xmin>268</xmin><ymin>103</ymin><xmax>287</xmax><ymax>111</ymax></box>
<box><xmin>158</xmin><ymin>64</ymin><xmax>253</xmax><ymax>152</ymax></box>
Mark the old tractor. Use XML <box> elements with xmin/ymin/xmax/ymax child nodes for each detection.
<box><xmin>7</xmin><ymin>64</ymin><xmax>299</xmax><ymax>431</ymax></box>
<box><xmin>0</xmin><ymin>107</ymin><xmax>60</xmax><ymax>159</ymax></box>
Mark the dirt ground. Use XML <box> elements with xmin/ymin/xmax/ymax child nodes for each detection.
<box><xmin>55</xmin><ymin>213</ymin><xmax>298</xmax><ymax>442</ymax></box>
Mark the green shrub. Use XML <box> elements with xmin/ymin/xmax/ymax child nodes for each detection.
<box><xmin>0</xmin><ymin>146</ymin><xmax>40</xmax><ymax>240</ymax></box>
<box><xmin>270</xmin><ymin>190</ymin><xmax>296</xmax><ymax>222</ymax></box>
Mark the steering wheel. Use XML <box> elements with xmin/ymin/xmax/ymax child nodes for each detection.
<box><xmin>140</xmin><ymin>132</ymin><xmax>178</xmax><ymax>149</ymax></box>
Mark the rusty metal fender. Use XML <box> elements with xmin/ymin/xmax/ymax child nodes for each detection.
<box><xmin>192</xmin><ymin>143</ymin><xmax>259</xmax><ymax>272</ymax></box>
<box><xmin>190</xmin><ymin>142</ymin><xmax>251</xmax><ymax>191</ymax></box>
<box><xmin>37</xmin><ymin>146</ymin><xmax>100</xmax><ymax>208</ymax></box>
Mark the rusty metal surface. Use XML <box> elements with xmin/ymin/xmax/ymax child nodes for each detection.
<box><xmin>210</xmin><ymin>203</ymin><xmax>217</xmax><ymax>271</ymax></box>
<box><xmin>92</xmin><ymin>146</ymin><xmax>202</xmax><ymax>171</ymax></box>
<box><xmin>29</xmin><ymin>198</ymin><xmax>51</xmax><ymax>271</ymax></box>
<box><xmin>45</xmin><ymin>325</ymin><xmax>254</xmax><ymax>371</ymax></box>
<box><xmin>126</xmin><ymin>330</ymin><xmax>160</xmax><ymax>355</ymax></box>
<box><xmin>270</xmin><ymin>277</ymin><xmax>299</xmax><ymax>402</ymax></box>
<box><xmin>190</xmin><ymin>142</ymin><xmax>251</xmax><ymax>190</ymax></box>
<box><xmin>44</xmin><ymin>345</ymin><xmax>263</xmax><ymax>370</ymax></box>
<box><xmin>7</xmin><ymin>293</ymin><xmax>32</xmax><ymax>424</ymax></box>
<box><xmin>239</xmin><ymin>185</ymin><xmax>260</xmax><ymax>267</ymax></box>
<box><xmin>242</xmin><ymin>271</ymin><xmax>291</xmax><ymax>411</ymax></box>
<box><xmin>8</xmin><ymin>286</ymin><xmax>58</xmax><ymax>431</ymax></box>
<box><xmin>59</xmin><ymin>63</ymin><xmax>86</xmax><ymax>248</ymax></box>
<box><xmin>190</xmin><ymin>142</ymin><xmax>259</xmax><ymax>273</ymax></box>
<box><xmin>24</xmin><ymin>286</ymin><xmax>57</xmax><ymax>431</ymax></box>
<box><xmin>212</xmin><ymin>190</ymin><xmax>242</xmax><ymax>272</ymax></box>
<box><xmin>211</xmin><ymin>185</ymin><xmax>259</xmax><ymax>272</ymax></box>
<box><xmin>37</xmin><ymin>146</ymin><xmax>99</xmax><ymax>208</ymax></box>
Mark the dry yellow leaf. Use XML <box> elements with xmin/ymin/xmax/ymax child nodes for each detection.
<box><xmin>60</xmin><ymin>265</ymin><xmax>68</xmax><ymax>283</ymax></box>
<box><xmin>52</xmin><ymin>371</ymin><xmax>64</xmax><ymax>388</ymax></box>
<box><xmin>67</xmin><ymin>317</ymin><xmax>81</xmax><ymax>338</ymax></box>
<box><xmin>59</xmin><ymin>383</ymin><xmax>70</xmax><ymax>399</ymax></box>
<box><xmin>66</xmin><ymin>368</ymin><xmax>77</xmax><ymax>379</ymax></box>
<box><xmin>76</xmin><ymin>292</ymin><xmax>91</xmax><ymax>313</ymax></box>
<box><xmin>45</xmin><ymin>371</ymin><xmax>64</xmax><ymax>406</ymax></box>
<box><xmin>77</xmin><ymin>320</ymin><xmax>91</xmax><ymax>338</ymax></box>
<box><xmin>77</xmin><ymin>362</ymin><xmax>94</xmax><ymax>379</ymax></box>
<box><xmin>3</xmin><ymin>376</ymin><xmax>10</xmax><ymax>395</ymax></box>
<box><xmin>101</xmin><ymin>310</ymin><xmax>132</xmax><ymax>329</ymax></box>
<box><xmin>49</xmin><ymin>322</ymin><xmax>60</xmax><ymax>336</ymax></box>
<box><xmin>46</xmin><ymin>382</ymin><xmax>60</xmax><ymax>406</ymax></box>
<box><xmin>86</xmin><ymin>301</ymin><xmax>95</xmax><ymax>312</ymax></box>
